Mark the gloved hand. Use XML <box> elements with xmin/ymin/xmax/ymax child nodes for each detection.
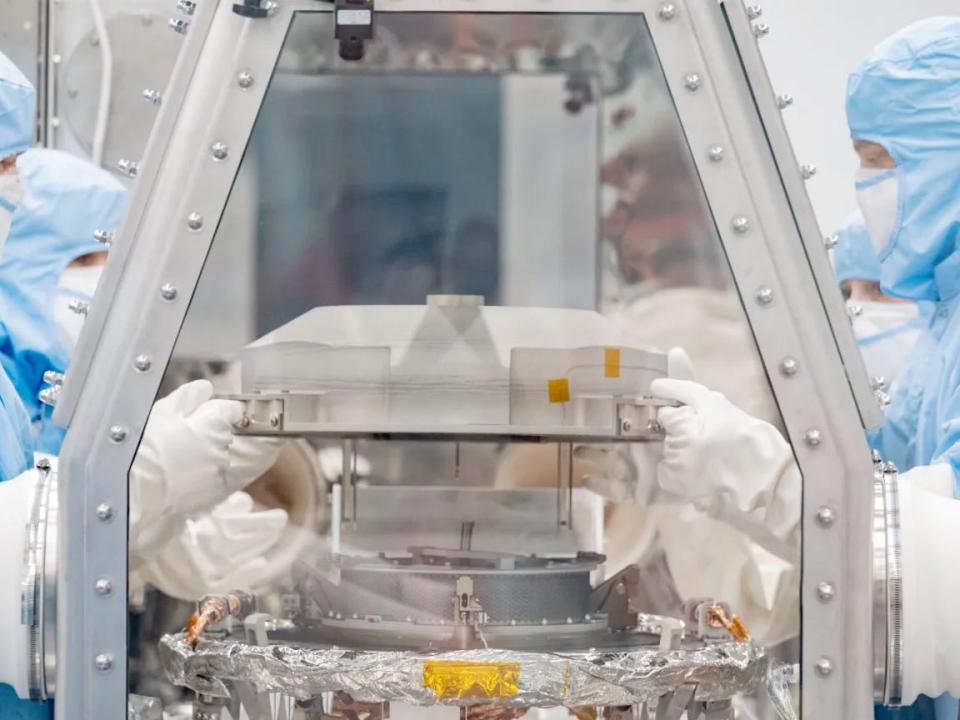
<box><xmin>651</xmin><ymin>378</ymin><xmax>801</xmax><ymax>561</ymax></box>
<box><xmin>135</xmin><ymin>491</ymin><xmax>289</xmax><ymax>602</ymax></box>
<box><xmin>130</xmin><ymin>380</ymin><xmax>283</xmax><ymax>563</ymax></box>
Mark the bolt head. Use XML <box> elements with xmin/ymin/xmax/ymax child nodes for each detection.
<box><xmin>805</xmin><ymin>429</ymin><xmax>823</xmax><ymax>447</ymax></box>
<box><xmin>707</xmin><ymin>145</ymin><xmax>725</xmax><ymax>162</ymax></box>
<box><xmin>237</xmin><ymin>71</ymin><xmax>254</xmax><ymax>89</ymax></box>
<box><xmin>683</xmin><ymin>73</ymin><xmax>702</xmax><ymax>91</ymax></box>
<box><xmin>755</xmin><ymin>287</ymin><xmax>774</xmax><ymax>306</ymax></box>
<box><xmin>780</xmin><ymin>357</ymin><xmax>799</xmax><ymax>377</ymax></box>
<box><xmin>269</xmin><ymin>413</ymin><xmax>281</xmax><ymax>428</ymax></box>
<box><xmin>777</xmin><ymin>93</ymin><xmax>794</xmax><ymax>109</ymax></box>
<box><xmin>211</xmin><ymin>142</ymin><xmax>229</xmax><ymax>161</ymax></box>
<box><xmin>187</xmin><ymin>212</ymin><xmax>204</xmax><ymax>231</ymax></box>
<box><xmin>160</xmin><ymin>283</ymin><xmax>178</xmax><ymax>301</ymax></box>
<box><xmin>134</xmin><ymin>354</ymin><xmax>152</xmax><ymax>373</ymax></box>
<box><xmin>823</xmin><ymin>234</ymin><xmax>839</xmax><ymax>250</ymax></box>
<box><xmin>800</xmin><ymin>164</ymin><xmax>817</xmax><ymax>180</ymax></box>
<box><xmin>731</xmin><ymin>215</ymin><xmax>751</xmax><ymax>234</ymax></box>
<box><xmin>96</xmin><ymin>503</ymin><xmax>114</xmax><ymax>522</ymax></box>
<box><xmin>94</xmin><ymin>653</ymin><xmax>114</xmax><ymax>672</ymax></box>
<box><xmin>816</xmin><ymin>581</ymin><xmax>835</xmax><ymax>602</ymax></box>
<box><xmin>815</xmin><ymin>505</ymin><xmax>836</xmax><ymax>527</ymax></box>
<box><xmin>621</xmin><ymin>419</ymin><xmax>633</xmax><ymax>433</ymax></box>
<box><xmin>95</xmin><ymin>578</ymin><xmax>113</xmax><ymax>596</ymax></box>
<box><xmin>658</xmin><ymin>2</ymin><xmax>678</xmax><ymax>20</ymax></box>
<box><xmin>814</xmin><ymin>657</ymin><xmax>833</xmax><ymax>677</ymax></box>
<box><xmin>108</xmin><ymin>425</ymin><xmax>127</xmax><ymax>443</ymax></box>
<box><xmin>746</xmin><ymin>5</ymin><xmax>763</xmax><ymax>19</ymax></box>
<box><xmin>753</xmin><ymin>23</ymin><xmax>770</xmax><ymax>37</ymax></box>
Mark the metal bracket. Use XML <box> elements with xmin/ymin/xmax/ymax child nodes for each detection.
<box><xmin>334</xmin><ymin>0</ymin><xmax>374</xmax><ymax>61</ymax></box>
<box><xmin>232</xmin><ymin>0</ymin><xmax>273</xmax><ymax>18</ymax></box>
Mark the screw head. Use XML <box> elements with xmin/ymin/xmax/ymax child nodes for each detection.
<box><xmin>707</xmin><ymin>145</ymin><xmax>725</xmax><ymax>162</ymax></box>
<box><xmin>683</xmin><ymin>73</ymin><xmax>702</xmax><ymax>91</ymax></box>
<box><xmin>731</xmin><ymin>215</ymin><xmax>751</xmax><ymax>234</ymax></box>
<box><xmin>780</xmin><ymin>357</ymin><xmax>799</xmax><ymax>376</ymax></box>
<box><xmin>871</xmin><ymin>376</ymin><xmax>888</xmax><ymax>391</ymax></box>
<box><xmin>777</xmin><ymin>93</ymin><xmax>794</xmax><ymax>109</ymax></box>
<box><xmin>658</xmin><ymin>3</ymin><xmax>678</xmax><ymax>20</ymax></box>
<box><xmin>269</xmin><ymin>413</ymin><xmax>281</xmax><ymax>428</ymax></box>
<box><xmin>237</xmin><ymin>71</ymin><xmax>254</xmax><ymax>89</ymax></box>
<box><xmin>746</xmin><ymin>5</ymin><xmax>763</xmax><ymax>19</ymax></box>
<box><xmin>160</xmin><ymin>283</ymin><xmax>178</xmax><ymax>301</ymax></box>
<box><xmin>95</xmin><ymin>578</ymin><xmax>113</xmax><ymax>596</ymax></box>
<box><xmin>211</xmin><ymin>142</ymin><xmax>229</xmax><ymax>161</ymax></box>
<box><xmin>815</xmin><ymin>505</ymin><xmax>836</xmax><ymax>527</ymax></box>
<box><xmin>800</xmin><ymin>164</ymin><xmax>817</xmax><ymax>180</ymax></box>
<box><xmin>187</xmin><ymin>212</ymin><xmax>204</xmax><ymax>231</ymax></box>
<box><xmin>621</xmin><ymin>419</ymin><xmax>633</xmax><ymax>433</ymax></box>
<box><xmin>815</xmin><ymin>657</ymin><xmax>834</xmax><ymax>677</ymax></box>
<box><xmin>804</xmin><ymin>429</ymin><xmax>823</xmax><ymax>447</ymax></box>
<box><xmin>134</xmin><ymin>354</ymin><xmax>152</xmax><ymax>373</ymax></box>
<box><xmin>755</xmin><ymin>287</ymin><xmax>774</xmax><ymax>306</ymax></box>
<box><xmin>753</xmin><ymin>23</ymin><xmax>770</xmax><ymax>38</ymax></box>
<box><xmin>823</xmin><ymin>234</ymin><xmax>839</xmax><ymax>250</ymax></box>
<box><xmin>95</xmin><ymin>503</ymin><xmax>114</xmax><ymax>522</ymax></box>
<box><xmin>108</xmin><ymin>425</ymin><xmax>128</xmax><ymax>443</ymax></box>
<box><xmin>816</xmin><ymin>581</ymin><xmax>835</xmax><ymax>602</ymax></box>
<box><xmin>94</xmin><ymin>653</ymin><xmax>114</xmax><ymax>672</ymax></box>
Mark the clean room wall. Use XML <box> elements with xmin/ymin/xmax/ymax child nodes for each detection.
<box><xmin>757</xmin><ymin>0</ymin><xmax>959</xmax><ymax>236</ymax></box>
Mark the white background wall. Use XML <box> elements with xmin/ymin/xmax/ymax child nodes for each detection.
<box><xmin>757</xmin><ymin>0</ymin><xmax>959</xmax><ymax>235</ymax></box>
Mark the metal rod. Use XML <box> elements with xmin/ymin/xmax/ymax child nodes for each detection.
<box><xmin>455</xmin><ymin>442</ymin><xmax>461</xmax><ymax>483</ymax></box>
<box><xmin>341</xmin><ymin>439</ymin><xmax>355</xmax><ymax>524</ymax></box>
<box><xmin>556</xmin><ymin>443</ymin><xmax>562</xmax><ymax>527</ymax></box>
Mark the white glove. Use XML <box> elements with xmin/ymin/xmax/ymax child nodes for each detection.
<box><xmin>135</xmin><ymin>491</ymin><xmax>289</xmax><ymax>602</ymax></box>
<box><xmin>899</xmin><ymin>463</ymin><xmax>960</xmax><ymax>705</ymax></box>
<box><xmin>130</xmin><ymin>380</ymin><xmax>283</xmax><ymax>563</ymax></box>
<box><xmin>651</xmin><ymin>378</ymin><xmax>800</xmax><ymax>561</ymax></box>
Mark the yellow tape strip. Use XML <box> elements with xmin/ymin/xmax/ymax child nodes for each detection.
<box><xmin>604</xmin><ymin>348</ymin><xmax>621</xmax><ymax>378</ymax></box>
<box><xmin>423</xmin><ymin>660</ymin><xmax>521</xmax><ymax>700</ymax></box>
<box><xmin>547</xmin><ymin>377</ymin><xmax>571</xmax><ymax>404</ymax></box>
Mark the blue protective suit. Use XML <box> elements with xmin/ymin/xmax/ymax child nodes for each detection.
<box><xmin>834</xmin><ymin>210</ymin><xmax>881</xmax><ymax>284</ymax></box>
<box><xmin>847</xmin><ymin>17</ymin><xmax>960</xmax><ymax>720</ymax></box>
<box><xmin>0</xmin><ymin>148</ymin><xmax>126</xmax><ymax>454</ymax></box>
<box><xmin>0</xmin><ymin>53</ymin><xmax>33</xmax><ymax>160</ymax></box>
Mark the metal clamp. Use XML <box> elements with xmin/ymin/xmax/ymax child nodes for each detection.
<box><xmin>872</xmin><ymin>456</ymin><xmax>903</xmax><ymax>706</ymax></box>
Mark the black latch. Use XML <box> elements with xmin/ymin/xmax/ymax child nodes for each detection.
<box><xmin>335</xmin><ymin>0</ymin><xmax>374</xmax><ymax>61</ymax></box>
<box><xmin>233</xmin><ymin>0</ymin><xmax>270</xmax><ymax>18</ymax></box>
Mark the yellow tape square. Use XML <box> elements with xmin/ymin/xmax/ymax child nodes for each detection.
<box><xmin>604</xmin><ymin>348</ymin><xmax>621</xmax><ymax>378</ymax></box>
<box><xmin>547</xmin><ymin>377</ymin><xmax>570</xmax><ymax>404</ymax></box>
<box><xmin>423</xmin><ymin>660</ymin><xmax>520</xmax><ymax>700</ymax></box>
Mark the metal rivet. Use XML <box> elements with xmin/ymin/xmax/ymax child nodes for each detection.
<box><xmin>237</xmin><ymin>71</ymin><xmax>255</xmax><ymax>89</ymax></box>
<box><xmin>823</xmin><ymin>234</ymin><xmax>839</xmax><ymax>250</ymax></box>
<box><xmin>816</xmin><ymin>582</ymin><xmax>835</xmax><ymax>602</ymax></box>
<box><xmin>707</xmin><ymin>145</ymin><xmax>725</xmax><ymax>162</ymax></box>
<box><xmin>746</xmin><ymin>5</ymin><xmax>763</xmax><ymax>19</ymax></box>
<box><xmin>187</xmin><ymin>212</ymin><xmax>204</xmax><ymax>231</ymax></box>
<box><xmin>658</xmin><ymin>3</ymin><xmax>677</xmax><ymax>20</ymax></box>
<box><xmin>731</xmin><ymin>215</ymin><xmax>750</xmax><ymax>234</ymax></box>
<box><xmin>683</xmin><ymin>73</ymin><xmax>702</xmax><ymax>91</ymax></box>
<box><xmin>93</xmin><ymin>229</ymin><xmax>115</xmax><ymax>246</ymax></box>
<box><xmin>780</xmin><ymin>357</ymin><xmax>799</xmax><ymax>376</ymax></box>
<box><xmin>36</xmin><ymin>457</ymin><xmax>52</xmax><ymax>473</ymax></box>
<box><xmin>108</xmin><ymin>425</ymin><xmax>128</xmax><ymax>443</ymax></box>
<box><xmin>847</xmin><ymin>303</ymin><xmax>864</xmax><ymax>319</ymax></box>
<box><xmin>176</xmin><ymin>0</ymin><xmax>197</xmax><ymax>15</ymax></box>
<box><xmin>753</xmin><ymin>23</ymin><xmax>770</xmax><ymax>38</ymax></box>
<box><xmin>815</xmin><ymin>657</ymin><xmax>834</xmax><ymax>677</ymax></box>
<box><xmin>168</xmin><ymin>17</ymin><xmax>189</xmax><ymax>34</ymax></box>
<box><xmin>95</xmin><ymin>578</ymin><xmax>113</xmax><ymax>596</ymax></box>
<box><xmin>142</xmin><ymin>89</ymin><xmax>162</xmax><ymax>105</ymax></box>
<box><xmin>804</xmin><ymin>429</ymin><xmax>823</xmax><ymax>447</ymax></box>
<box><xmin>871</xmin><ymin>376</ymin><xmax>888</xmax><ymax>392</ymax></box>
<box><xmin>211</xmin><ymin>142</ymin><xmax>229</xmax><ymax>161</ymax></box>
<box><xmin>777</xmin><ymin>93</ymin><xmax>794</xmax><ymax>109</ymax></box>
<box><xmin>68</xmin><ymin>299</ymin><xmax>90</xmax><ymax>316</ymax></box>
<box><xmin>94</xmin><ymin>653</ymin><xmax>114</xmax><ymax>672</ymax></box>
<box><xmin>755</xmin><ymin>287</ymin><xmax>774</xmax><ymax>306</ymax></box>
<box><xmin>800</xmin><ymin>164</ymin><xmax>817</xmax><ymax>180</ymax></box>
<box><xmin>117</xmin><ymin>158</ymin><xmax>139</xmax><ymax>177</ymax></box>
<box><xmin>160</xmin><ymin>284</ymin><xmax>178</xmax><ymax>301</ymax></box>
<box><xmin>96</xmin><ymin>503</ymin><xmax>114</xmax><ymax>522</ymax></box>
<box><xmin>134</xmin><ymin>354</ymin><xmax>152</xmax><ymax>373</ymax></box>
<box><xmin>269</xmin><ymin>414</ymin><xmax>281</xmax><ymax>428</ymax></box>
<box><xmin>816</xmin><ymin>506</ymin><xmax>836</xmax><ymax>527</ymax></box>
<box><xmin>621</xmin><ymin>419</ymin><xmax>633</xmax><ymax>433</ymax></box>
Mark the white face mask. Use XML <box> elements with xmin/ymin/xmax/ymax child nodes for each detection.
<box><xmin>855</xmin><ymin>168</ymin><xmax>900</xmax><ymax>255</ymax></box>
<box><xmin>849</xmin><ymin>299</ymin><xmax>921</xmax><ymax>387</ymax></box>
<box><xmin>0</xmin><ymin>171</ymin><xmax>24</xmax><ymax>256</ymax></box>
<box><xmin>54</xmin><ymin>265</ymin><xmax>104</xmax><ymax>350</ymax></box>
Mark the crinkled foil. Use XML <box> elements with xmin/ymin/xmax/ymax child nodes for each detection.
<box><xmin>766</xmin><ymin>662</ymin><xmax>800</xmax><ymax>720</ymax></box>
<box><xmin>159</xmin><ymin>634</ymin><xmax>768</xmax><ymax>707</ymax></box>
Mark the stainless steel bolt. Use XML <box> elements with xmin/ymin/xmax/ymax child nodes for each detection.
<box><xmin>823</xmin><ymin>234</ymin><xmax>839</xmax><ymax>250</ymax></box>
<box><xmin>777</xmin><ymin>93</ymin><xmax>794</xmax><ymax>109</ymax></box>
<box><xmin>621</xmin><ymin>419</ymin><xmax>633</xmax><ymax>433</ymax></box>
<box><xmin>93</xmin><ymin>229</ymin><xmax>114</xmax><ymax>246</ymax></box>
<box><xmin>755</xmin><ymin>287</ymin><xmax>774</xmax><ymax>306</ymax></box>
<box><xmin>746</xmin><ymin>5</ymin><xmax>763</xmax><ymax>19</ymax></box>
<box><xmin>134</xmin><ymin>354</ymin><xmax>152</xmax><ymax>373</ymax></box>
<box><xmin>800</xmin><ymin>164</ymin><xmax>817</xmax><ymax>180</ymax></box>
<box><xmin>211</xmin><ymin>142</ymin><xmax>229</xmax><ymax>161</ymax></box>
<box><xmin>683</xmin><ymin>73</ymin><xmax>702</xmax><ymax>91</ymax></box>
<box><xmin>872</xmin><ymin>376</ymin><xmax>888</xmax><ymax>391</ymax></box>
<box><xmin>187</xmin><ymin>212</ymin><xmax>204</xmax><ymax>231</ymax></box>
<box><xmin>269</xmin><ymin>414</ymin><xmax>281</xmax><ymax>428</ymax></box>
<box><xmin>168</xmin><ymin>17</ymin><xmax>189</xmax><ymax>34</ymax></box>
<box><xmin>815</xmin><ymin>657</ymin><xmax>833</xmax><ymax>677</ymax></box>
<box><xmin>176</xmin><ymin>0</ymin><xmax>197</xmax><ymax>14</ymax></box>
<box><xmin>68</xmin><ymin>299</ymin><xmax>89</xmax><ymax>316</ymax></box>
<box><xmin>731</xmin><ymin>215</ymin><xmax>750</xmax><ymax>234</ymax></box>
<box><xmin>707</xmin><ymin>145</ymin><xmax>725</xmax><ymax>162</ymax></box>
<box><xmin>108</xmin><ymin>425</ymin><xmax>128</xmax><ymax>443</ymax></box>
<box><xmin>658</xmin><ymin>2</ymin><xmax>678</xmax><ymax>20</ymax></box>
<box><xmin>753</xmin><ymin>23</ymin><xmax>770</xmax><ymax>38</ymax></box>
<box><xmin>95</xmin><ymin>578</ymin><xmax>113</xmax><ymax>596</ymax></box>
<box><xmin>94</xmin><ymin>653</ymin><xmax>114</xmax><ymax>672</ymax></box>
<box><xmin>160</xmin><ymin>283</ymin><xmax>178</xmax><ymax>301</ymax></box>
<box><xmin>142</xmin><ymin>88</ymin><xmax>162</xmax><ymax>105</ymax></box>
<box><xmin>816</xmin><ymin>581</ymin><xmax>835</xmax><ymax>602</ymax></box>
<box><xmin>815</xmin><ymin>505</ymin><xmax>836</xmax><ymax>527</ymax></box>
<box><xmin>805</xmin><ymin>429</ymin><xmax>823</xmax><ymax>447</ymax></box>
<box><xmin>96</xmin><ymin>503</ymin><xmax>114</xmax><ymax>522</ymax></box>
<box><xmin>237</xmin><ymin>71</ymin><xmax>254</xmax><ymax>89</ymax></box>
<box><xmin>780</xmin><ymin>357</ymin><xmax>799</xmax><ymax>376</ymax></box>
